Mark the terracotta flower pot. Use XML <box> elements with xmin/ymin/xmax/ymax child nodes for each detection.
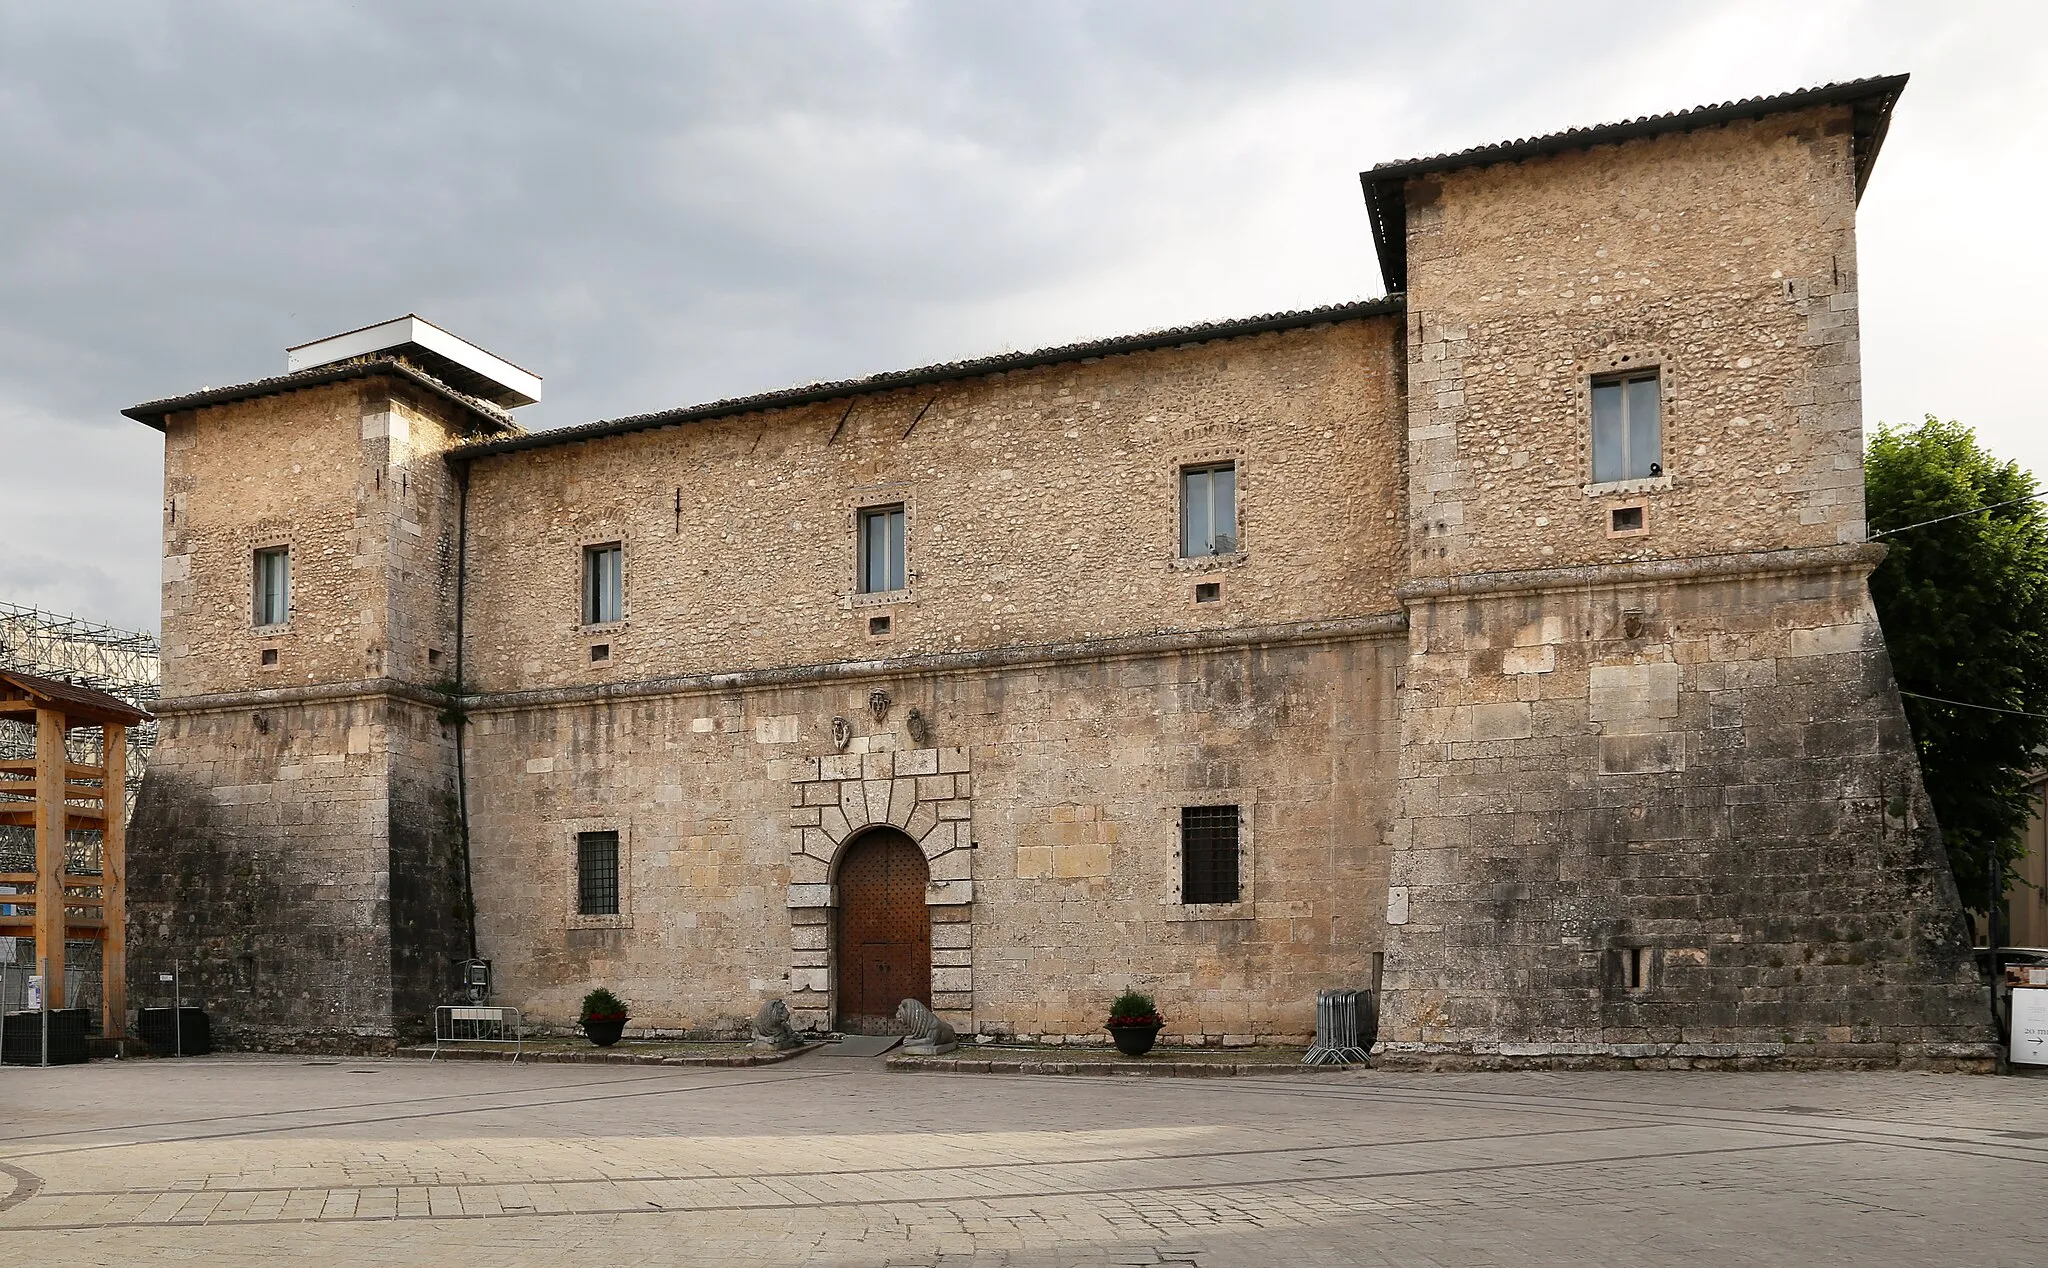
<box><xmin>582</xmin><ymin>1017</ymin><xmax>627</xmax><ymax>1047</ymax></box>
<box><xmin>1106</xmin><ymin>1020</ymin><xmax>1163</xmax><ymax>1057</ymax></box>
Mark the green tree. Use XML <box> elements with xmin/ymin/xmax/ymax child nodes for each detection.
<box><xmin>1866</xmin><ymin>416</ymin><xmax>2048</xmax><ymax>923</ymax></box>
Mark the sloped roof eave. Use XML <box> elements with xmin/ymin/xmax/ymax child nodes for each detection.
<box><xmin>123</xmin><ymin>358</ymin><xmax>519</xmax><ymax>434</ymax></box>
<box><xmin>0</xmin><ymin>668</ymin><xmax>153</xmax><ymax>726</ymax></box>
<box><xmin>448</xmin><ymin>296</ymin><xmax>1406</xmax><ymax>462</ymax></box>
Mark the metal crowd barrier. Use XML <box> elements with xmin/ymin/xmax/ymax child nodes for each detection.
<box><xmin>1303</xmin><ymin>988</ymin><xmax>1376</xmax><ymax>1065</ymax></box>
<box><xmin>432</xmin><ymin>1004</ymin><xmax>523</xmax><ymax>1062</ymax></box>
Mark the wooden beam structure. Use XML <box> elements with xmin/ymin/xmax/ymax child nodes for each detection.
<box><xmin>0</xmin><ymin>669</ymin><xmax>151</xmax><ymax>1040</ymax></box>
<box><xmin>35</xmin><ymin>704</ymin><xmax>65</xmax><ymax>1012</ymax></box>
<box><xmin>103</xmin><ymin>723</ymin><xmax>127</xmax><ymax>1036</ymax></box>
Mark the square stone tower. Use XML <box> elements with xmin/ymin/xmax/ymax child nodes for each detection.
<box><xmin>123</xmin><ymin>318</ymin><xmax>533</xmax><ymax>1046</ymax></box>
<box><xmin>1365</xmin><ymin>77</ymin><xmax>1992</xmax><ymax>1066</ymax></box>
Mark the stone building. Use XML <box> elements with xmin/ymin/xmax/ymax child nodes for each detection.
<box><xmin>123</xmin><ymin>75</ymin><xmax>1996</xmax><ymax>1066</ymax></box>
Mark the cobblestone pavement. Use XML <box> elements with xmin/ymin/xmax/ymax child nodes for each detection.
<box><xmin>2</xmin><ymin>1053</ymin><xmax>2045</xmax><ymax>1265</ymax></box>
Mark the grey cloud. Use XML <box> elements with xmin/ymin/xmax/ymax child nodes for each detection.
<box><xmin>0</xmin><ymin>1</ymin><xmax>2031</xmax><ymax>634</ymax></box>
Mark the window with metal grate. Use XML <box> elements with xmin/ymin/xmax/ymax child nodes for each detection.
<box><xmin>1180</xmin><ymin>804</ymin><xmax>1240</xmax><ymax>904</ymax></box>
<box><xmin>577</xmin><ymin>830</ymin><xmax>620</xmax><ymax>915</ymax></box>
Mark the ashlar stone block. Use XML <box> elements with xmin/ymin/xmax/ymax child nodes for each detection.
<box><xmin>819</xmin><ymin>804</ymin><xmax>851</xmax><ymax>844</ymax></box>
<box><xmin>863</xmin><ymin>779</ymin><xmax>894</xmax><ymax>823</ymax></box>
<box><xmin>1468</xmin><ymin>702</ymin><xmax>1533</xmax><ymax>742</ymax></box>
<box><xmin>840</xmin><ymin>780</ymin><xmax>873</xmax><ymax>827</ymax></box>
<box><xmin>1502</xmin><ymin>645</ymin><xmax>1555</xmax><ymax>675</ymax></box>
<box><xmin>894</xmin><ymin>747</ymin><xmax>939</xmax><ymax>777</ymax></box>
<box><xmin>889</xmin><ymin>778</ymin><xmax>918</xmax><ymax>827</ymax></box>
<box><xmin>1053</xmin><ymin>841</ymin><xmax>1111</xmax><ymax>878</ymax></box>
<box><xmin>1588</xmin><ymin>662</ymin><xmax>1680</xmax><ymax>731</ymax></box>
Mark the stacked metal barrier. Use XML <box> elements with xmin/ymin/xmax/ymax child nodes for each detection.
<box><xmin>1302</xmin><ymin>988</ymin><xmax>1376</xmax><ymax>1065</ymax></box>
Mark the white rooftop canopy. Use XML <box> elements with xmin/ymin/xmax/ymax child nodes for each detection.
<box><xmin>286</xmin><ymin>315</ymin><xmax>541</xmax><ymax>408</ymax></box>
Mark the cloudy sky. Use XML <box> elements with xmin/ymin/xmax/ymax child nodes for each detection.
<box><xmin>1</xmin><ymin>0</ymin><xmax>2040</xmax><ymax>633</ymax></box>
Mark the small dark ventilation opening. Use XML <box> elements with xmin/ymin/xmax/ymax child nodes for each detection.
<box><xmin>260</xmin><ymin>648</ymin><xmax>279</xmax><ymax>667</ymax></box>
<box><xmin>427</xmin><ymin>647</ymin><xmax>442</xmax><ymax>667</ymax></box>
<box><xmin>1610</xmin><ymin>505</ymin><xmax>1644</xmax><ymax>534</ymax></box>
<box><xmin>1194</xmin><ymin>582</ymin><xmax>1221</xmax><ymax>604</ymax></box>
<box><xmin>1622</xmin><ymin>946</ymin><xmax>1651</xmax><ymax>992</ymax></box>
<box><xmin>589</xmin><ymin>643</ymin><xmax>611</xmax><ymax>662</ymax></box>
<box><xmin>868</xmin><ymin>614</ymin><xmax>892</xmax><ymax>636</ymax></box>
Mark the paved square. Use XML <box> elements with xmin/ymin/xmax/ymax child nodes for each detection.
<box><xmin>2</xmin><ymin>1054</ymin><xmax>2045</xmax><ymax>1265</ymax></box>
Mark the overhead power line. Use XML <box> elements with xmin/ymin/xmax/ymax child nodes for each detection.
<box><xmin>1868</xmin><ymin>490</ymin><xmax>2048</xmax><ymax>540</ymax></box>
<box><xmin>1898</xmin><ymin>689</ymin><xmax>2048</xmax><ymax>720</ymax></box>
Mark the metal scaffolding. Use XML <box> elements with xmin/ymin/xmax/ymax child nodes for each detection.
<box><xmin>0</xmin><ymin>602</ymin><xmax>159</xmax><ymax>806</ymax></box>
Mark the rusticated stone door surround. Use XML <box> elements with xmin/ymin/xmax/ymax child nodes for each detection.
<box><xmin>786</xmin><ymin>745</ymin><xmax>973</xmax><ymax>1033</ymax></box>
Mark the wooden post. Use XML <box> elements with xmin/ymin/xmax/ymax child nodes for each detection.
<box><xmin>102</xmin><ymin>725</ymin><xmax>127</xmax><ymax>1039</ymax></box>
<box><xmin>35</xmin><ymin>706</ymin><xmax>66</xmax><ymax>1011</ymax></box>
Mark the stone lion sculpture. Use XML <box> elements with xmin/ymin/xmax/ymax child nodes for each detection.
<box><xmin>897</xmin><ymin>998</ymin><xmax>958</xmax><ymax>1055</ymax></box>
<box><xmin>751</xmin><ymin>999</ymin><xmax>803</xmax><ymax>1051</ymax></box>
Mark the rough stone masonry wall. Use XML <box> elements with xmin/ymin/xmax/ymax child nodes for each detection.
<box><xmin>134</xmin><ymin>376</ymin><xmax>479</xmax><ymax>1044</ymax></box>
<box><xmin>458</xmin><ymin>318</ymin><xmax>1405</xmax><ymax>693</ymax></box>
<box><xmin>1377</xmin><ymin>553</ymin><xmax>1990</xmax><ymax>1067</ymax></box>
<box><xmin>1403</xmin><ymin>108</ymin><xmax>1868</xmax><ymax>582</ymax></box>
<box><xmin>129</xmin><ymin>691</ymin><xmax>467</xmax><ymax>1048</ymax></box>
<box><xmin>160</xmin><ymin>378</ymin><xmax>473</xmax><ymax>694</ymax></box>
<box><xmin>128</xmin><ymin>697</ymin><xmax>399</xmax><ymax>1047</ymax></box>
<box><xmin>159</xmin><ymin>382</ymin><xmax>378</xmax><ymax>696</ymax></box>
<box><xmin>463</xmin><ymin>632</ymin><xmax>1400</xmax><ymax>1043</ymax></box>
<box><xmin>1380</xmin><ymin>105</ymin><xmax>1993</xmax><ymax>1066</ymax></box>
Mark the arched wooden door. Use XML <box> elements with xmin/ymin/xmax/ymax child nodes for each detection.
<box><xmin>835</xmin><ymin>829</ymin><xmax>930</xmax><ymax>1033</ymax></box>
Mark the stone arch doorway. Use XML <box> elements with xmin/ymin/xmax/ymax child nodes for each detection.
<box><xmin>835</xmin><ymin>827</ymin><xmax>930</xmax><ymax>1034</ymax></box>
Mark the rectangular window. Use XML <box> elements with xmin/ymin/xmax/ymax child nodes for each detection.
<box><xmin>1181</xmin><ymin>804</ymin><xmax>1240</xmax><ymax>904</ymax></box>
<box><xmin>1590</xmin><ymin>371</ymin><xmax>1662</xmax><ymax>483</ymax></box>
<box><xmin>576</xmin><ymin>830</ymin><xmax>620</xmax><ymax>916</ymax></box>
<box><xmin>1181</xmin><ymin>462</ymin><xmax>1238</xmax><ymax>557</ymax></box>
<box><xmin>583</xmin><ymin>543</ymin><xmax>623</xmax><ymax>625</ymax></box>
<box><xmin>859</xmin><ymin>504</ymin><xmax>906</xmax><ymax>594</ymax></box>
<box><xmin>254</xmin><ymin>547</ymin><xmax>290</xmax><ymax>626</ymax></box>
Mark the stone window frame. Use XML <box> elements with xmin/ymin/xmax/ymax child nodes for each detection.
<box><xmin>1162</xmin><ymin>791</ymin><xmax>1254</xmax><ymax>921</ymax></box>
<box><xmin>573</xmin><ymin>528</ymin><xmax>630</xmax><ymax>635</ymax></box>
<box><xmin>1166</xmin><ymin>439</ymin><xmax>1251</xmax><ymax>574</ymax></box>
<box><xmin>1578</xmin><ymin>348</ymin><xmax>1676</xmax><ymax>498</ymax></box>
<box><xmin>847</xmin><ymin>483</ymin><xmax>917</xmax><ymax>610</ymax></box>
<box><xmin>564</xmin><ymin>817</ymin><xmax>633</xmax><ymax>930</ymax></box>
<box><xmin>248</xmin><ymin>530</ymin><xmax>297</xmax><ymax>634</ymax></box>
<box><xmin>1611</xmin><ymin>942</ymin><xmax>1658</xmax><ymax>995</ymax></box>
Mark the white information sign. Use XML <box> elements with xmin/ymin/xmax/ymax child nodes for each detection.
<box><xmin>2013</xmin><ymin>987</ymin><xmax>2048</xmax><ymax>1067</ymax></box>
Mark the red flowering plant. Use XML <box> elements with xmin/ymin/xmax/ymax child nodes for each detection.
<box><xmin>1106</xmin><ymin>989</ymin><xmax>1163</xmax><ymax>1028</ymax></box>
<box><xmin>580</xmin><ymin>987</ymin><xmax>630</xmax><ymax>1023</ymax></box>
